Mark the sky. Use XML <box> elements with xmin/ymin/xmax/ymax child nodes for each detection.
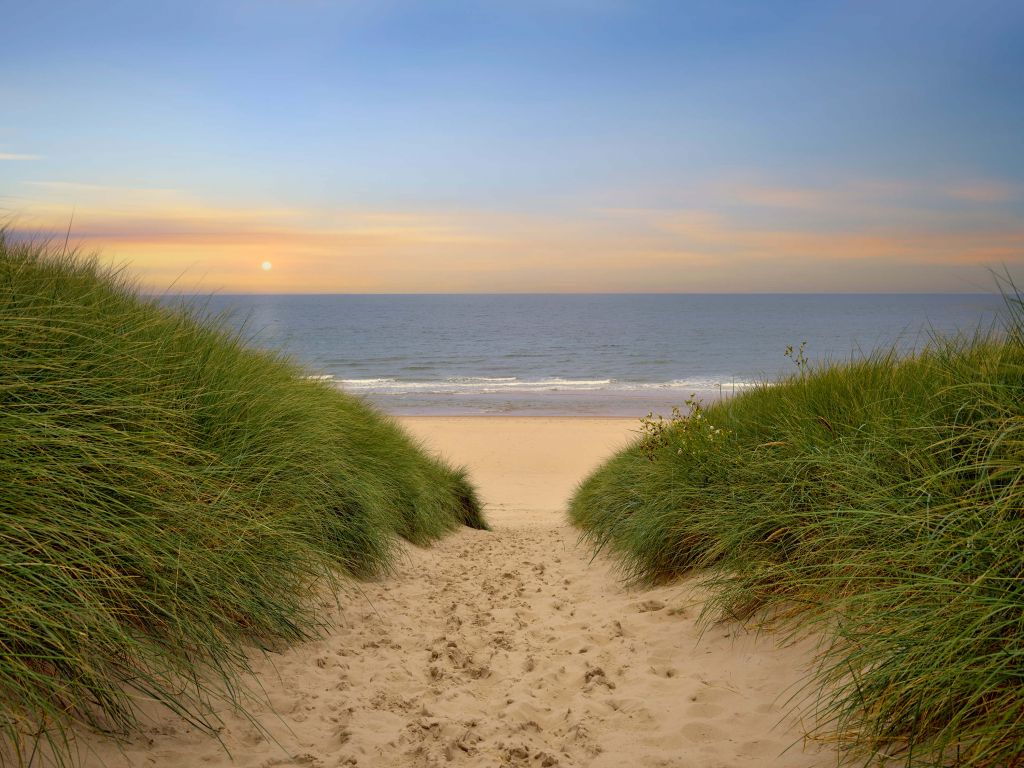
<box><xmin>2</xmin><ymin>0</ymin><xmax>1023</xmax><ymax>293</ymax></box>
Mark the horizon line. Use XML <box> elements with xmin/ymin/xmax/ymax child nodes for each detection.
<box><xmin>146</xmin><ymin>290</ymin><xmax>1003</xmax><ymax>297</ymax></box>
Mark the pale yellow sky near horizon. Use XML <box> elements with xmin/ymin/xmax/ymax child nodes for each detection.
<box><xmin>8</xmin><ymin>176</ymin><xmax>1023</xmax><ymax>293</ymax></box>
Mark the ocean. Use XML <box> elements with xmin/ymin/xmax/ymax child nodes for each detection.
<box><xmin>183</xmin><ymin>294</ymin><xmax>1006</xmax><ymax>416</ymax></box>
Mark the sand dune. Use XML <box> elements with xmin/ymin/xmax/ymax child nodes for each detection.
<box><xmin>71</xmin><ymin>417</ymin><xmax>836</xmax><ymax>768</ymax></box>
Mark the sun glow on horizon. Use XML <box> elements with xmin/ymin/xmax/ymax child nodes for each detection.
<box><xmin>8</xmin><ymin>185</ymin><xmax>1023</xmax><ymax>293</ymax></box>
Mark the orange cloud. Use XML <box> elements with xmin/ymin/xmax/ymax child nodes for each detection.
<box><xmin>11</xmin><ymin>178</ymin><xmax>1023</xmax><ymax>293</ymax></box>
<box><xmin>943</xmin><ymin>180</ymin><xmax>1019</xmax><ymax>203</ymax></box>
<box><xmin>630</xmin><ymin>207</ymin><xmax>1024</xmax><ymax>263</ymax></box>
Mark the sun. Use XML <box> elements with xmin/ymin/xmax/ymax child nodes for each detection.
<box><xmin>261</xmin><ymin>261</ymin><xmax>272</xmax><ymax>271</ymax></box>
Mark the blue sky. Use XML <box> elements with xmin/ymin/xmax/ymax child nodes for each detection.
<box><xmin>2</xmin><ymin>1</ymin><xmax>1023</xmax><ymax>291</ymax></box>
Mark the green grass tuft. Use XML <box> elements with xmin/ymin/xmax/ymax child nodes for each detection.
<box><xmin>0</xmin><ymin>235</ymin><xmax>486</xmax><ymax>764</ymax></box>
<box><xmin>570</xmin><ymin>293</ymin><xmax>1024</xmax><ymax>767</ymax></box>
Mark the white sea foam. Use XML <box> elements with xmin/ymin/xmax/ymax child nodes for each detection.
<box><xmin>644</xmin><ymin>379</ymin><xmax>763</xmax><ymax>391</ymax></box>
<box><xmin>332</xmin><ymin>376</ymin><xmax>760</xmax><ymax>396</ymax></box>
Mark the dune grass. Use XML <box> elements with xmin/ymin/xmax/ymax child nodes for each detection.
<box><xmin>570</xmin><ymin>294</ymin><xmax>1024</xmax><ymax>767</ymax></box>
<box><xmin>0</xmin><ymin>235</ymin><xmax>486</xmax><ymax>765</ymax></box>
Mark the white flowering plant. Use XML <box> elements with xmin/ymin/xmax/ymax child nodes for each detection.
<box><xmin>638</xmin><ymin>395</ymin><xmax>728</xmax><ymax>461</ymax></box>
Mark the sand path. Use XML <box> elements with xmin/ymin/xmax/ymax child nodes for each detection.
<box><xmin>75</xmin><ymin>418</ymin><xmax>834</xmax><ymax>768</ymax></box>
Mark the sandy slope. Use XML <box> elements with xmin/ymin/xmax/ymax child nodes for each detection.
<box><xmin>71</xmin><ymin>417</ymin><xmax>836</xmax><ymax>768</ymax></box>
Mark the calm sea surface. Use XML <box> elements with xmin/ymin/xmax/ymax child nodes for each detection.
<box><xmin>182</xmin><ymin>294</ymin><xmax>1005</xmax><ymax>416</ymax></box>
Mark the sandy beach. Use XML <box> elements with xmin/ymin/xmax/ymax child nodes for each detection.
<box><xmin>70</xmin><ymin>417</ymin><xmax>835</xmax><ymax>768</ymax></box>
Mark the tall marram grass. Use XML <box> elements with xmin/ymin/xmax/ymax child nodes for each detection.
<box><xmin>571</xmin><ymin>293</ymin><xmax>1024</xmax><ymax>767</ymax></box>
<box><xmin>0</xmin><ymin>235</ymin><xmax>486</xmax><ymax>765</ymax></box>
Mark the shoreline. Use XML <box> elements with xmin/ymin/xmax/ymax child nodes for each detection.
<box><xmin>366</xmin><ymin>389</ymin><xmax>736</xmax><ymax>418</ymax></box>
<box><xmin>391</xmin><ymin>415</ymin><xmax>638</xmax><ymax>421</ymax></box>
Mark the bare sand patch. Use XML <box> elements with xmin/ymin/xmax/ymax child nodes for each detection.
<box><xmin>70</xmin><ymin>417</ymin><xmax>835</xmax><ymax>767</ymax></box>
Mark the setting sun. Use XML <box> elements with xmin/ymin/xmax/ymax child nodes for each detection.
<box><xmin>260</xmin><ymin>261</ymin><xmax>272</xmax><ymax>271</ymax></box>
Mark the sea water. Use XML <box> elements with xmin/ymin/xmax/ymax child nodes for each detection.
<box><xmin>182</xmin><ymin>294</ymin><xmax>1005</xmax><ymax>416</ymax></box>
